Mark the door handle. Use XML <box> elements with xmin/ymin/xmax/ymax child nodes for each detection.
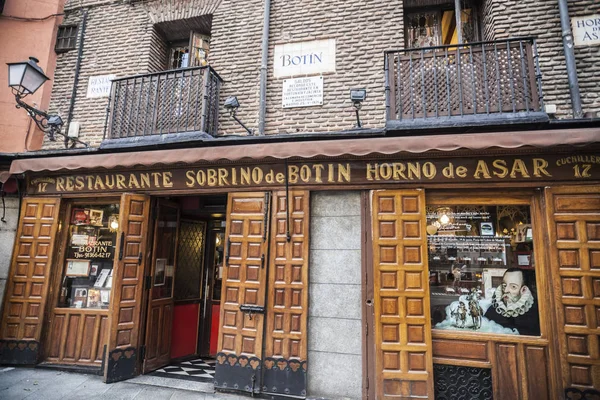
<box><xmin>225</xmin><ymin>238</ymin><xmax>231</xmax><ymax>266</ymax></box>
<box><xmin>118</xmin><ymin>232</ymin><xmax>125</xmax><ymax>260</ymax></box>
<box><xmin>138</xmin><ymin>252</ymin><xmax>143</xmax><ymax>266</ymax></box>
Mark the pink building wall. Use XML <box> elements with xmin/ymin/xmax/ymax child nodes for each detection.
<box><xmin>0</xmin><ymin>0</ymin><xmax>65</xmax><ymax>153</ymax></box>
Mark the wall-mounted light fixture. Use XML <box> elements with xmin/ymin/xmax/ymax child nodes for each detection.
<box><xmin>350</xmin><ymin>88</ymin><xmax>367</xmax><ymax>128</ymax></box>
<box><xmin>108</xmin><ymin>215</ymin><xmax>119</xmax><ymax>232</ymax></box>
<box><xmin>7</xmin><ymin>57</ymin><xmax>87</xmax><ymax>148</ymax></box>
<box><xmin>224</xmin><ymin>96</ymin><xmax>253</xmax><ymax>135</ymax></box>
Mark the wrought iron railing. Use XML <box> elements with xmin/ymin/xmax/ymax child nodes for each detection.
<box><xmin>384</xmin><ymin>38</ymin><xmax>544</xmax><ymax>122</ymax></box>
<box><xmin>104</xmin><ymin>66</ymin><xmax>222</xmax><ymax>139</ymax></box>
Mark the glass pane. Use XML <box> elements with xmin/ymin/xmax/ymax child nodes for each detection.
<box><xmin>212</xmin><ymin>230</ymin><xmax>224</xmax><ymax>302</ymax></box>
<box><xmin>174</xmin><ymin>220</ymin><xmax>205</xmax><ymax>301</ymax></box>
<box><xmin>58</xmin><ymin>203</ymin><xmax>120</xmax><ymax>309</ymax></box>
<box><xmin>407</xmin><ymin>12</ymin><xmax>440</xmax><ymax>48</ymax></box>
<box><xmin>428</xmin><ymin>205</ymin><xmax>540</xmax><ymax>336</ymax></box>
<box><xmin>170</xmin><ymin>45</ymin><xmax>189</xmax><ymax>69</ymax></box>
<box><xmin>152</xmin><ymin>204</ymin><xmax>178</xmax><ymax>299</ymax></box>
<box><xmin>190</xmin><ymin>32</ymin><xmax>210</xmax><ymax>67</ymax></box>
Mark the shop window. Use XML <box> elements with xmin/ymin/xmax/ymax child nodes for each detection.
<box><xmin>58</xmin><ymin>203</ymin><xmax>120</xmax><ymax>309</ymax></box>
<box><xmin>169</xmin><ymin>32</ymin><xmax>210</xmax><ymax>69</ymax></box>
<box><xmin>405</xmin><ymin>2</ymin><xmax>478</xmax><ymax>48</ymax></box>
<box><xmin>427</xmin><ymin>204</ymin><xmax>540</xmax><ymax>336</ymax></box>
<box><xmin>55</xmin><ymin>25</ymin><xmax>78</xmax><ymax>53</ymax></box>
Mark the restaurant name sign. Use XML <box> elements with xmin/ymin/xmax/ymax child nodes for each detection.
<box><xmin>28</xmin><ymin>154</ymin><xmax>600</xmax><ymax>195</ymax></box>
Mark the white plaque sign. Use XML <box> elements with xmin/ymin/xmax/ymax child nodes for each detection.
<box><xmin>86</xmin><ymin>74</ymin><xmax>116</xmax><ymax>98</ymax></box>
<box><xmin>274</xmin><ymin>39</ymin><xmax>335</xmax><ymax>78</ymax></box>
<box><xmin>282</xmin><ymin>76</ymin><xmax>323</xmax><ymax>108</ymax></box>
<box><xmin>572</xmin><ymin>15</ymin><xmax>600</xmax><ymax>46</ymax></box>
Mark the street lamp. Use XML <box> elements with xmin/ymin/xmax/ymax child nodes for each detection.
<box><xmin>7</xmin><ymin>57</ymin><xmax>86</xmax><ymax>147</ymax></box>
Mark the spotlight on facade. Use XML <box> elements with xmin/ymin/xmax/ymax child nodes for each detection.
<box><xmin>350</xmin><ymin>88</ymin><xmax>367</xmax><ymax>128</ymax></box>
<box><xmin>223</xmin><ymin>96</ymin><xmax>253</xmax><ymax>135</ymax></box>
<box><xmin>6</xmin><ymin>57</ymin><xmax>87</xmax><ymax>147</ymax></box>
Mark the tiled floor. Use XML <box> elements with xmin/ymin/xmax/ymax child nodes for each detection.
<box><xmin>150</xmin><ymin>357</ymin><xmax>216</xmax><ymax>383</ymax></box>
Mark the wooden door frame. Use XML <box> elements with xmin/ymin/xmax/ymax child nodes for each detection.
<box><xmin>42</xmin><ymin>197</ymin><xmax>121</xmax><ymax>367</ymax></box>
<box><xmin>362</xmin><ymin>191</ymin><xmax>376</xmax><ymax>400</ymax></box>
<box><xmin>426</xmin><ymin>189</ymin><xmax>560</xmax><ymax>399</ymax></box>
<box><xmin>542</xmin><ymin>185</ymin><xmax>600</xmax><ymax>393</ymax></box>
<box><xmin>366</xmin><ymin>188</ymin><xmax>562</xmax><ymax>399</ymax></box>
<box><xmin>198</xmin><ymin>222</ymin><xmax>224</xmax><ymax>357</ymax></box>
<box><xmin>141</xmin><ymin>199</ymin><xmax>181</xmax><ymax>373</ymax></box>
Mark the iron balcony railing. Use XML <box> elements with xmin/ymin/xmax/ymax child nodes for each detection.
<box><xmin>104</xmin><ymin>66</ymin><xmax>222</xmax><ymax>139</ymax></box>
<box><xmin>384</xmin><ymin>38</ymin><xmax>545</xmax><ymax>123</ymax></box>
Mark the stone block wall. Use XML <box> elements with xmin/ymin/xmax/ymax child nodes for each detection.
<box><xmin>0</xmin><ymin>197</ymin><xmax>19</xmax><ymax>318</ymax></box>
<box><xmin>308</xmin><ymin>191</ymin><xmax>362</xmax><ymax>400</ymax></box>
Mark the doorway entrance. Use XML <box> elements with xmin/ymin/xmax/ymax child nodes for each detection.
<box><xmin>141</xmin><ymin>195</ymin><xmax>226</xmax><ymax>376</ymax></box>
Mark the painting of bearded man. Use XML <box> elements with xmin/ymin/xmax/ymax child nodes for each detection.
<box><xmin>483</xmin><ymin>268</ymin><xmax>540</xmax><ymax>336</ymax></box>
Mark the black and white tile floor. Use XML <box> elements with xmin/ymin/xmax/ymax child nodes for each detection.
<box><xmin>150</xmin><ymin>357</ymin><xmax>216</xmax><ymax>383</ymax></box>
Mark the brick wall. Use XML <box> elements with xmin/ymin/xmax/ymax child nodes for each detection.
<box><xmin>483</xmin><ymin>0</ymin><xmax>600</xmax><ymax>119</ymax></box>
<box><xmin>570</xmin><ymin>1</ymin><xmax>600</xmax><ymax>117</ymax></box>
<box><xmin>43</xmin><ymin>0</ymin><xmax>600</xmax><ymax>150</ymax></box>
<box><xmin>209</xmin><ymin>0</ymin><xmax>264</xmax><ymax>135</ymax></box>
<box><xmin>263</xmin><ymin>0</ymin><xmax>404</xmax><ymax>135</ymax></box>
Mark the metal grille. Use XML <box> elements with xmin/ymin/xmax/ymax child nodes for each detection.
<box><xmin>106</xmin><ymin>66</ymin><xmax>222</xmax><ymax>139</ymax></box>
<box><xmin>174</xmin><ymin>220</ymin><xmax>206</xmax><ymax>301</ymax></box>
<box><xmin>385</xmin><ymin>38</ymin><xmax>544</xmax><ymax>121</ymax></box>
<box><xmin>434</xmin><ymin>364</ymin><xmax>493</xmax><ymax>400</ymax></box>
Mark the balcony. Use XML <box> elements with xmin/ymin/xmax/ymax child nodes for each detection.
<box><xmin>103</xmin><ymin>66</ymin><xmax>222</xmax><ymax>147</ymax></box>
<box><xmin>384</xmin><ymin>38</ymin><xmax>548</xmax><ymax>130</ymax></box>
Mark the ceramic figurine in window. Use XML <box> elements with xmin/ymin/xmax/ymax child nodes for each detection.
<box><xmin>468</xmin><ymin>288</ymin><xmax>483</xmax><ymax>330</ymax></box>
<box><xmin>452</xmin><ymin>302</ymin><xmax>467</xmax><ymax>328</ymax></box>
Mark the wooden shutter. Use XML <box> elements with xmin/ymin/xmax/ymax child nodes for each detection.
<box><xmin>0</xmin><ymin>197</ymin><xmax>61</xmax><ymax>365</ymax></box>
<box><xmin>104</xmin><ymin>194</ymin><xmax>151</xmax><ymax>383</ymax></box>
<box><xmin>544</xmin><ymin>186</ymin><xmax>600</xmax><ymax>391</ymax></box>
<box><xmin>371</xmin><ymin>189</ymin><xmax>433</xmax><ymax>399</ymax></box>
<box><xmin>263</xmin><ymin>190</ymin><xmax>310</xmax><ymax>396</ymax></box>
<box><xmin>215</xmin><ymin>192</ymin><xmax>269</xmax><ymax>394</ymax></box>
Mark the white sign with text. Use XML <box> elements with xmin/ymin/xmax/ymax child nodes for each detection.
<box><xmin>274</xmin><ymin>39</ymin><xmax>335</xmax><ymax>78</ymax></box>
<box><xmin>86</xmin><ymin>75</ymin><xmax>116</xmax><ymax>98</ymax></box>
<box><xmin>282</xmin><ymin>76</ymin><xmax>323</xmax><ymax>108</ymax></box>
<box><xmin>572</xmin><ymin>15</ymin><xmax>600</xmax><ymax>46</ymax></box>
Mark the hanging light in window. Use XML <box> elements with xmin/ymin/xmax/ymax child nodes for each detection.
<box><xmin>108</xmin><ymin>215</ymin><xmax>119</xmax><ymax>232</ymax></box>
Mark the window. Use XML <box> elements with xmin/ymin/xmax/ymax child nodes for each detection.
<box><xmin>55</xmin><ymin>25</ymin><xmax>78</xmax><ymax>52</ymax></box>
<box><xmin>405</xmin><ymin>2</ymin><xmax>479</xmax><ymax>48</ymax></box>
<box><xmin>169</xmin><ymin>32</ymin><xmax>210</xmax><ymax>69</ymax></box>
<box><xmin>57</xmin><ymin>203</ymin><xmax>119</xmax><ymax>309</ymax></box>
<box><xmin>427</xmin><ymin>204</ymin><xmax>540</xmax><ymax>336</ymax></box>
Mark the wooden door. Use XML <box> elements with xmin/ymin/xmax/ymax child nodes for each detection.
<box><xmin>545</xmin><ymin>186</ymin><xmax>600</xmax><ymax>393</ymax></box>
<box><xmin>263</xmin><ymin>190</ymin><xmax>310</xmax><ymax>396</ymax></box>
<box><xmin>371</xmin><ymin>189</ymin><xmax>434</xmax><ymax>399</ymax></box>
<box><xmin>143</xmin><ymin>200</ymin><xmax>180</xmax><ymax>373</ymax></box>
<box><xmin>104</xmin><ymin>194</ymin><xmax>152</xmax><ymax>383</ymax></box>
<box><xmin>0</xmin><ymin>197</ymin><xmax>61</xmax><ymax>365</ymax></box>
<box><xmin>215</xmin><ymin>192</ymin><xmax>270</xmax><ymax>395</ymax></box>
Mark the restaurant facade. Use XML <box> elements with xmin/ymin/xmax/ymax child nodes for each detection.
<box><xmin>1</xmin><ymin>0</ymin><xmax>600</xmax><ymax>399</ymax></box>
<box><xmin>0</xmin><ymin>128</ymin><xmax>598</xmax><ymax>399</ymax></box>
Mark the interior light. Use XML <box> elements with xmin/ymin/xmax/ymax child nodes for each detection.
<box><xmin>440</xmin><ymin>213</ymin><xmax>450</xmax><ymax>225</ymax></box>
<box><xmin>109</xmin><ymin>215</ymin><xmax>119</xmax><ymax>232</ymax></box>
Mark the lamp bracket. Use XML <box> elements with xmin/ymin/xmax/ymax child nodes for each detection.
<box><xmin>14</xmin><ymin>92</ymin><xmax>89</xmax><ymax>148</ymax></box>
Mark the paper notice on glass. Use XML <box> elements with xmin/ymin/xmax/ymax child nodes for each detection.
<box><xmin>94</xmin><ymin>269</ymin><xmax>110</xmax><ymax>288</ymax></box>
<box><xmin>71</xmin><ymin>234</ymin><xmax>89</xmax><ymax>246</ymax></box>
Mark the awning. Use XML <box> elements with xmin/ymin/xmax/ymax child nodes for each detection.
<box><xmin>10</xmin><ymin>127</ymin><xmax>600</xmax><ymax>175</ymax></box>
<box><xmin>0</xmin><ymin>171</ymin><xmax>10</xmax><ymax>183</ymax></box>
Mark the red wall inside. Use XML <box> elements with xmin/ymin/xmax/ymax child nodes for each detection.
<box><xmin>170</xmin><ymin>303</ymin><xmax>199</xmax><ymax>359</ymax></box>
